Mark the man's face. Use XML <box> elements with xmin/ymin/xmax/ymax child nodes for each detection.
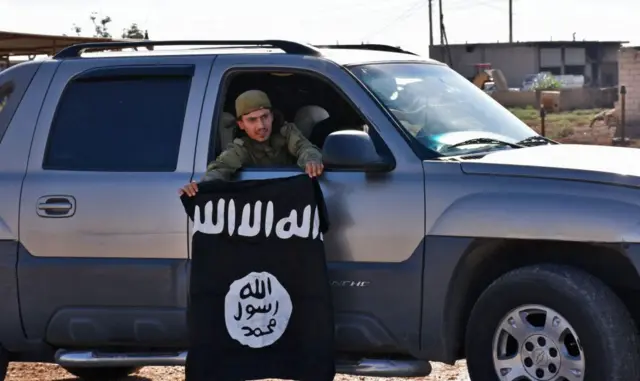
<box><xmin>238</xmin><ymin>108</ymin><xmax>273</xmax><ymax>142</ymax></box>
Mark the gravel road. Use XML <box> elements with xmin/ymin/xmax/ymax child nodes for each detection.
<box><xmin>6</xmin><ymin>361</ymin><xmax>470</xmax><ymax>381</ymax></box>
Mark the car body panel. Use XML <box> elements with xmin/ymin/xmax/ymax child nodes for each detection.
<box><xmin>192</xmin><ymin>53</ymin><xmax>428</xmax><ymax>355</ymax></box>
<box><xmin>19</xmin><ymin>55</ymin><xmax>214</xmax><ymax>259</ymax></box>
<box><xmin>15</xmin><ymin>241</ymin><xmax>425</xmax><ymax>356</ymax></box>
<box><xmin>18</xmin><ymin>245</ymin><xmax>189</xmax><ymax>343</ymax></box>
<box><xmin>462</xmin><ymin>144</ymin><xmax>640</xmax><ymax>188</ymax></box>
<box><xmin>0</xmin><ymin>240</ymin><xmax>29</xmax><ymax>352</ymax></box>
<box><xmin>424</xmin><ymin>158</ymin><xmax>640</xmax><ymax>243</ymax></box>
<box><xmin>16</xmin><ymin>56</ymin><xmax>212</xmax><ymax>340</ymax></box>
<box><xmin>193</xmin><ymin>53</ymin><xmax>426</xmax><ymax>263</ymax></box>
<box><xmin>0</xmin><ymin>61</ymin><xmax>56</xmax><ymax>241</ymax></box>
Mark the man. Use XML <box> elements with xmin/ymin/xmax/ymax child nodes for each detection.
<box><xmin>180</xmin><ymin>89</ymin><xmax>324</xmax><ymax>197</ymax></box>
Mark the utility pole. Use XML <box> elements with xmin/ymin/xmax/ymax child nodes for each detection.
<box><xmin>428</xmin><ymin>0</ymin><xmax>434</xmax><ymax>47</ymax></box>
<box><xmin>439</xmin><ymin>0</ymin><xmax>443</xmax><ymax>45</ymax></box>
<box><xmin>509</xmin><ymin>0</ymin><xmax>513</xmax><ymax>42</ymax></box>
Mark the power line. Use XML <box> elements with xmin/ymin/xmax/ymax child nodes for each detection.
<box><xmin>435</xmin><ymin>0</ymin><xmax>519</xmax><ymax>44</ymax></box>
<box><xmin>361</xmin><ymin>0</ymin><xmax>428</xmax><ymax>41</ymax></box>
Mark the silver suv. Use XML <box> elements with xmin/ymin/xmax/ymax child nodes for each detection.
<box><xmin>1</xmin><ymin>39</ymin><xmax>639</xmax><ymax>381</ymax></box>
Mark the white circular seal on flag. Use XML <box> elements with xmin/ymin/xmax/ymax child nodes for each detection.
<box><xmin>224</xmin><ymin>271</ymin><xmax>293</xmax><ymax>348</ymax></box>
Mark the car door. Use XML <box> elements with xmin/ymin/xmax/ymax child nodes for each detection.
<box><xmin>192</xmin><ymin>54</ymin><xmax>426</xmax><ymax>354</ymax></box>
<box><xmin>18</xmin><ymin>55</ymin><xmax>213</xmax><ymax>348</ymax></box>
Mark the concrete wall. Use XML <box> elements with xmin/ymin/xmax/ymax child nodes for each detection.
<box><xmin>430</xmin><ymin>42</ymin><xmax>622</xmax><ymax>88</ymax></box>
<box><xmin>491</xmin><ymin>91</ymin><xmax>537</xmax><ymax>108</ymax></box>
<box><xmin>559</xmin><ymin>87</ymin><xmax>618</xmax><ymax>110</ymax></box>
<box><xmin>491</xmin><ymin>87</ymin><xmax>617</xmax><ymax>110</ymax></box>
<box><xmin>617</xmin><ymin>47</ymin><xmax>640</xmax><ymax>128</ymax></box>
<box><xmin>486</xmin><ymin>46</ymin><xmax>537</xmax><ymax>88</ymax></box>
<box><xmin>430</xmin><ymin>45</ymin><xmax>537</xmax><ymax>88</ymax></box>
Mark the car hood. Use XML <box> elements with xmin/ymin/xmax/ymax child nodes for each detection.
<box><xmin>460</xmin><ymin>143</ymin><xmax>640</xmax><ymax>188</ymax></box>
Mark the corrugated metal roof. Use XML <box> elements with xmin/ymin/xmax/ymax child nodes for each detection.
<box><xmin>0</xmin><ymin>30</ymin><xmax>120</xmax><ymax>56</ymax></box>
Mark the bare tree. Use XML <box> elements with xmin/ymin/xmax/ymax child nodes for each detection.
<box><xmin>90</xmin><ymin>12</ymin><xmax>112</xmax><ymax>38</ymax></box>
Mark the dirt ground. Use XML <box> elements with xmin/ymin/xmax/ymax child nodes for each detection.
<box><xmin>509</xmin><ymin>106</ymin><xmax>636</xmax><ymax>147</ymax></box>
<box><xmin>6</xmin><ymin>361</ymin><xmax>471</xmax><ymax>381</ymax></box>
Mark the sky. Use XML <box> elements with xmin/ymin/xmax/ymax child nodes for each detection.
<box><xmin>1</xmin><ymin>0</ymin><xmax>639</xmax><ymax>58</ymax></box>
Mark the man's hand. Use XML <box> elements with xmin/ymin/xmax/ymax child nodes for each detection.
<box><xmin>179</xmin><ymin>181</ymin><xmax>199</xmax><ymax>197</ymax></box>
<box><xmin>305</xmin><ymin>161</ymin><xmax>324</xmax><ymax>178</ymax></box>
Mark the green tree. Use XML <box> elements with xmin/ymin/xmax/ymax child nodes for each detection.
<box><xmin>532</xmin><ymin>74</ymin><xmax>562</xmax><ymax>91</ymax></box>
<box><xmin>122</xmin><ymin>23</ymin><xmax>145</xmax><ymax>39</ymax></box>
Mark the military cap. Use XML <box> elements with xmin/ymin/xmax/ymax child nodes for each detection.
<box><xmin>235</xmin><ymin>90</ymin><xmax>272</xmax><ymax>118</ymax></box>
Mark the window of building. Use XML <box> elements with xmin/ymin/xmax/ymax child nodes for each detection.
<box><xmin>43</xmin><ymin>75</ymin><xmax>191</xmax><ymax>172</ymax></box>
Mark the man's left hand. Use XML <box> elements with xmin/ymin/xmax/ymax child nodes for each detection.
<box><xmin>305</xmin><ymin>161</ymin><xmax>324</xmax><ymax>178</ymax></box>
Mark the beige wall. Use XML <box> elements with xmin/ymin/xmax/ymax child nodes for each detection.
<box><xmin>485</xmin><ymin>46</ymin><xmax>537</xmax><ymax>88</ymax></box>
<box><xmin>617</xmin><ymin>47</ymin><xmax>640</xmax><ymax>127</ymax></box>
<box><xmin>491</xmin><ymin>91</ymin><xmax>537</xmax><ymax>108</ymax></box>
<box><xmin>492</xmin><ymin>87</ymin><xmax>617</xmax><ymax>110</ymax></box>
<box><xmin>430</xmin><ymin>43</ymin><xmax>622</xmax><ymax>88</ymax></box>
<box><xmin>431</xmin><ymin>45</ymin><xmax>538</xmax><ymax>88</ymax></box>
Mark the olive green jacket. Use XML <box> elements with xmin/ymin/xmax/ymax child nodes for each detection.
<box><xmin>202</xmin><ymin>122</ymin><xmax>323</xmax><ymax>182</ymax></box>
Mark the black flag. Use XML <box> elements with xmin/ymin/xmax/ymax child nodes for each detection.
<box><xmin>180</xmin><ymin>174</ymin><xmax>335</xmax><ymax>381</ymax></box>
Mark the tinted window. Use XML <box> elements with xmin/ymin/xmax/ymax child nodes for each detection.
<box><xmin>0</xmin><ymin>84</ymin><xmax>11</xmax><ymax>115</ymax></box>
<box><xmin>43</xmin><ymin>75</ymin><xmax>191</xmax><ymax>171</ymax></box>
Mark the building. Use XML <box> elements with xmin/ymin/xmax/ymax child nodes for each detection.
<box><xmin>429</xmin><ymin>40</ymin><xmax>626</xmax><ymax>88</ymax></box>
<box><xmin>0</xmin><ymin>30</ymin><xmax>119</xmax><ymax>71</ymax></box>
<box><xmin>617</xmin><ymin>47</ymin><xmax>640</xmax><ymax>129</ymax></box>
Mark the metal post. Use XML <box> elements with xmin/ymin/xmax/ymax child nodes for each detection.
<box><xmin>620</xmin><ymin>85</ymin><xmax>627</xmax><ymax>146</ymax></box>
<box><xmin>428</xmin><ymin>0</ymin><xmax>434</xmax><ymax>47</ymax></box>
<box><xmin>439</xmin><ymin>0</ymin><xmax>443</xmax><ymax>45</ymax></box>
<box><xmin>539</xmin><ymin>106</ymin><xmax>546</xmax><ymax>137</ymax></box>
<box><xmin>509</xmin><ymin>0</ymin><xmax>513</xmax><ymax>43</ymax></box>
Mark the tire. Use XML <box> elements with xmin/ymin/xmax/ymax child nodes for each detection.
<box><xmin>465</xmin><ymin>264</ymin><xmax>640</xmax><ymax>381</ymax></box>
<box><xmin>62</xmin><ymin>366</ymin><xmax>141</xmax><ymax>380</ymax></box>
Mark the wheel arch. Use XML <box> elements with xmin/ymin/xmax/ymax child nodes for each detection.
<box><xmin>442</xmin><ymin>238</ymin><xmax>640</xmax><ymax>362</ymax></box>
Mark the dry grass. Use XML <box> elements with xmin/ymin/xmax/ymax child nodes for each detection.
<box><xmin>508</xmin><ymin>106</ymin><xmax>640</xmax><ymax>147</ymax></box>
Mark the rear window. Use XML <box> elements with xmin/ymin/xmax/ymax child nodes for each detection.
<box><xmin>43</xmin><ymin>71</ymin><xmax>192</xmax><ymax>172</ymax></box>
<box><xmin>0</xmin><ymin>85</ymin><xmax>11</xmax><ymax>114</ymax></box>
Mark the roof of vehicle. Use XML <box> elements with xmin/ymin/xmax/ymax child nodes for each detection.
<box><xmin>43</xmin><ymin>40</ymin><xmax>444</xmax><ymax>67</ymax></box>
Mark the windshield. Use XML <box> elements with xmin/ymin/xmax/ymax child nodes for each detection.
<box><xmin>349</xmin><ymin>62</ymin><xmax>539</xmax><ymax>156</ymax></box>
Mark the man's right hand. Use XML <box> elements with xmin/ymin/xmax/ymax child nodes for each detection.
<box><xmin>179</xmin><ymin>181</ymin><xmax>199</xmax><ymax>197</ymax></box>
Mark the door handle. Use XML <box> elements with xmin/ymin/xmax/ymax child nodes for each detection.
<box><xmin>36</xmin><ymin>196</ymin><xmax>76</xmax><ymax>218</ymax></box>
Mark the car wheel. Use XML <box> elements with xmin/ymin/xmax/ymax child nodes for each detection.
<box><xmin>62</xmin><ymin>366</ymin><xmax>141</xmax><ymax>380</ymax></box>
<box><xmin>465</xmin><ymin>264</ymin><xmax>640</xmax><ymax>381</ymax></box>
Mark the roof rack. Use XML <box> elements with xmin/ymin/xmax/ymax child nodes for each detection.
<box><xmin>53</xmin><ymin>39</ymin><xmax>323</xmax><ymax>59</ymax></box>
<box><xmin>314</xmin><ymin>44</ymin><xmax>419</xmax><ymax>56</ymax></box>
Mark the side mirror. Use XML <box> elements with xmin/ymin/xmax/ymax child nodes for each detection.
<box><xmin>322</xmin><ymin>130</ymin><xmax>392</xmax><ymax>171</ymax></box>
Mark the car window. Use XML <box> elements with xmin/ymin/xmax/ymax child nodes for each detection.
<box><xmin>0</xmin><ymin>86</ymin><xmax>10</xmax><ymax>115</ymax></box>
<box><xmin>43</xmin><ymin>75</ymin><xmax>191</xmax><ymax>172</ymax></box>
<box><xmin>349</xmin><ymin>63</ymin><xmax>538</xmax><ymax>156</ymax></box>
<box><xmin>0</xmin><ymin>81</ymin><xmax>15</xmax><ymax>144</ymax></box>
